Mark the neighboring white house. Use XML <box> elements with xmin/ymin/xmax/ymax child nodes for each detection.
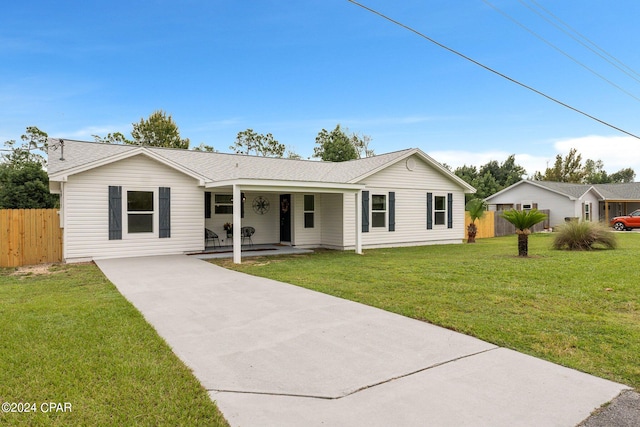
<box><xmin>47</xmin><ymin>139</ymin><xmax>475</xmax><ymax>263</ymax></box>
<box><xmin>484</xmin><ymin>180</ymin><xmax>640</xmax><ymax>227</ymax></box>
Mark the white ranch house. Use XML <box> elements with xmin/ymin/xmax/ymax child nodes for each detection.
<box><xmin>47</xmin><ymin>139</ymin><xmax>475</xmax><ymax>263</ymax></box>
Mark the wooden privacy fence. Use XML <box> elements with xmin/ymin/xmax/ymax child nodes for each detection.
<box><xmin>464</xmin><ymin>211</ymin><xmax>495</xmax><ymax>239</ymax></box>
<box><xmin>465</xmin><ymin>209</ymin><xmax>551</xmax><ymax>240</ymax></box>
<box><xmin>0</xmin><ymin>209</ymin><xmax>62</xmax><ymax>267</ymax></box>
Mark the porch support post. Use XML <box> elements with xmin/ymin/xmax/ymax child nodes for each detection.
<box><xmin>233</xmin><ymin>184</ymin><xmax>242</xmax><ymax>264</ymax></box>
<box><xmin>355</xmin><ymin>191</ymin><xmax>362</xmax><ymax>254</ymax></box>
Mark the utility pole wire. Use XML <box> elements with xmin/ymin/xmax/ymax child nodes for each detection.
<box><xmin>519</xmin><ymin>0</ymin><xmax>640</xmax><ymax>85</ymax></box>
<box><xmin>346</xmin><ymin>0</ymin><xmax>640</xmax><ymax>140</ymax></box>
<box><xmin>528</xmin><ymin>0</ymin><xmax>640</xmax><ymax>80</ymax></box>
<box><xmin>483</xmin><ymin>0</ymin><xmax>640</xmax><ymax>102</ymax></box>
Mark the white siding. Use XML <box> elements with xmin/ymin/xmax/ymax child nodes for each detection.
<box><xmin>352</xmin><ymin>188</ymin><xmax>465</xmax><ymax>248</ymax></box>
<box><xmin>487</xmin><ymin>183</ymin><xmax>577</xmax><ymax>227</ymax></box>
<box><xmin>345</xmin><ymin>155</ymin><xmax>467</xmax><ymax>249</ymax></box>
<box><xmin>64</xmin><ymin>155</ymin><xmax>203</xmax><ymax>261</ymax></box>
<box><xmin>579</xmin><ymin>192</ymin><xmax>600</xmax><ymax>222</ymax></box>
<box><xmin>362</xmin><ymin>155</ymin><xmax>456</xmax><ymax>190</ymax></box>
<box><xmin>292</xmin><ymin>193</ymin><xmax>322</xmax><ymax>246</ymax></box>
<box><xmin>320</xmin><ymin>193</ymin><xmax>344</xmax><ymax>248</ymax></box>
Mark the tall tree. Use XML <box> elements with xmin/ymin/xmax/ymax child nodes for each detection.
<box><xmin>130</xmin><ymin>110</ymin><xmax>190</xmax><ymax>149</ymax></box>
<box><xmin>583</xmin><ymin>159</ymin><xmax>609</xmax><ymax>184</ymax></box>
<box><xmin>0</xmin><ymin>127</ymin><xmax>58</xmax><ymax>208</ymax></box>
<box><xmin>533</xmin><ymin>148</ymin><xmax>635</xmax><ymax>184</ymax></box>
<box><xmin>229</xmin><ymin>129</ymin><xmax>286</xmax><ymax>157</ymax></box>
<box><xmin>454</xmin><ymin>155</ymin><xmax>526</xmax><ymax>200</ymax></box>
<box><xmin>313</xmin><ymin>124</ymin><xmax>359</xmax><ymax>162</ymax></box>
<box><xmin>480</xmin><ymin>155</ymin><xmax>526</xmax><ymax>188</ymax></box>
<box><xmin>350</xmin><ymin>131</ymin><xmax>375</xmax><ymax>158</ymax></box>
<box><xmin>533</xmin><ymin>148</ymin><xmax>584</xmax><ymax>182</ymax></box>
<box><xmin>609</xmin><ymin>168</ymin><xmax>636</xmax><ymax>183</ymax></box>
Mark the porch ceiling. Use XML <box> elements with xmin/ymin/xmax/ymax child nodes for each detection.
<box><xmin>205</xmin><ymin>179</ymin><xmax>364</xmax><ymax>193</ymax></box>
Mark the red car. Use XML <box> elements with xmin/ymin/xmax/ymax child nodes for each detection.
<box><xmin>610</xmin><ymin>209</ymin><xmax>640</xmax><ymax>231</ymax></box>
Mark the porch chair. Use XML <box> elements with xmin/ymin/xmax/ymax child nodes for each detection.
<box><xmin>205</xmin><ymin>228</ymin><xmax>221</xmax><ymax>248</ymax></box>
<box><xmin>241</xmin><ymin>226</ymin><xmax>255</xmax><ymax>246</ymax></box>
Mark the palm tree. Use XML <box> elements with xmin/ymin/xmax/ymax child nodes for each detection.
<box><xmin>501</xmin><ymin>209</ymin><xmax>547</xmax><ymax>256</ymax></box>
<box><xmin>465</xmin><ymin>198</ymin><xmax>487</xmax><ymax>243</ymax></box>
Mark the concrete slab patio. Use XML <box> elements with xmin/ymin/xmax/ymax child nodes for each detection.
<box><xmin>96</xmin><ymin>255</ymin><xmax>630</xmax><ymax>427</ymax></box>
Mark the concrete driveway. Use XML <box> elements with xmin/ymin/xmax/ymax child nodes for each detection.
<box><xmin>96</xmin><ymin>255</ymin><xmax>629</xmax><ymax>426</ymax></box>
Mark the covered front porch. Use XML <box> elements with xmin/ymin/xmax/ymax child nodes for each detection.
<box><xmin>204</xmin><ymin>180</ymin><xmax>365</xmax><ymax>263</ymax></box>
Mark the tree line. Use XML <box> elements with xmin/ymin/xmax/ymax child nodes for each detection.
<box><xmin>453</xmin><ymin>150</ymin><xmax>635</xmax><ymax>201</ymax></box>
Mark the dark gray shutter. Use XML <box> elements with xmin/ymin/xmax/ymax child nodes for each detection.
<box><xmin>362</xmin><ymin>191</ymin><xmax>369</xmax><ymax>233</ymax></box>
<box><xmin>108</xmin><ymin>186</ymin><xmax>122</xmax><ymax>240</ymax></box>
<box><xmin>447</xmin><ymin>193</ymin><xmax>453</xmax><ymax>229</ymax></box>
<box><xmin>389</xmin><ymin>191</ymin><xmax>395</xmax><ymax>232</ymax></box>
<box><xmin>159</xmin><ymin>187</ymin><xmax>171</xmax><ymax>238</ymax></box>
<box><xmin>204</xmin><ymin>192</ymin><xmax>211</xmax><ymax>219</ymax></box>
<box><xmin>241</xmin><ymin>192</ymin><xmax>245</xmax><ymax>219</ymax></box>
<box><xmin>426</xmin><ymin>192</ymin><xmax>433</xmax><ymax>230</ymax></box>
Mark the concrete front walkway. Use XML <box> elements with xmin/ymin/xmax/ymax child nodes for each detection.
<box><xmin>96</xmin><ymin>255</ymin><xmax>629</xmax><ymax>427</ymax></box>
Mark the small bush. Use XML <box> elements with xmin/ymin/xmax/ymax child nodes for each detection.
<box><xmin>553</xmin><ymin>221</ymin><xmax>618</xmax><ymax>250</ymax></box>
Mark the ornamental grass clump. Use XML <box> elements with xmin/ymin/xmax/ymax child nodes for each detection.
<box><xmin>553</xmin><ymin>220</ymin><xmax>618</xmax><ymax>250</ymax></box>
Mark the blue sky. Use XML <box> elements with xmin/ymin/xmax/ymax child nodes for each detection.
<box><xmin>3</xmin><ymin>1</ymin><xmax>640</xmax><ymax>178</ymax></box>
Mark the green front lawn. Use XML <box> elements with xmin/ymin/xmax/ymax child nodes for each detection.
<box><xmin>214</xmin><ymin>233</ymin><xmax>640</xmax><ymax>390</ymax></box>
<box><xmin>0</xmin><ymin>264</ymin><xmax>228</xmax><ymax>427</ymax></box>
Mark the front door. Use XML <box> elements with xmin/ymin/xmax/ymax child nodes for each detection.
<box><xmin>280</xmin><ymin>194</ymin><xmax>291</xmax><ymax>242</ymax></box>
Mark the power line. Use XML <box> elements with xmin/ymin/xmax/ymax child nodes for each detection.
<box><xmin>528</xmin><ymin>0</ymin><xmax>640</xmax><ymax>80</ymax></box>
<box><xmin>345</xmin><ymin>0</ymin><xmax>640</xmax><ymax>140</ymax></box>
<box><xmin>518</xmin><ymin>0</ymin><xmax>640</xmax><ymax>85</ymax></box>
<box><xmin>482</xmin><ymin>0</ymin><xmax>640</xmax><ymax>102</ymax></box>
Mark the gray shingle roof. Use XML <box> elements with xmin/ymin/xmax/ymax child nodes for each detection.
<box><xmin>488</xmin><ymin>180</ymin><xmax>640</xmax><ymax>201</ymax></box>
<box><xmin>531</xmin><ymin>181</ymin><xmax>593</xmax><ymax>198</ymax></box>
<box><xmin>47</xmin><ymin>139</ymin><xmax>417</xmax><ymax>185</ymax></box>
<box><xmin>592</xmin><ymin>182</ymin><xmax>640</xmax><ymax>200</ymax></box>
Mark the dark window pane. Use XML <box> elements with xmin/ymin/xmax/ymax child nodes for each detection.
<box><xmin>304</xmin><ymin>195</ymin><xmax>314</xmax><ymax>211</ymax></box>
<box><xmin>304</xmin><ymin>212</ymin><xmax>314</xmax><ymax>228</ymax></box>
<box><xmin>215</xmin><ymin>194</ymin><xmax>233</xmax><ymax>204</ymax></box>
<box><xmin>435</xmin><ymin>212</ymin><xmax>446</xmax><ymax>225</ymax></box>
<box><xmin>128</xmin><ymin>214</ymin><xmax>153</xmax><ymax>233</ymax></box>
<box><xmin>128</xmin><ymin>191</ymin><xmax>153</xmax><ymax>211</ymax></box>
<box><xmin>372</xmin><ymin>212</ymin><xmax>386</xmax><ymax>227</ymax></box>
<box><xmin>372</xmin><ymin>195</ymin><xmax>386</xmax><ymax>211</ymax></box>
<box><xmin>434</xmin><ymin>196</ymin><xmax>446</xmax><ymax>211</ymax></box>
<box><xmin>214</xmin><ymin>205</ymin><xmax>234</xmax><ymax>214</ymax></box>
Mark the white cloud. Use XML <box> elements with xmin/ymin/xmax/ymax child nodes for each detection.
<box><xmin>554</xmin><ymin>135</ymin><xmax>639</xmax><ymax>172</ymax></box>
<box><xmin>65</xmin><ymin>125</ymin><xmax>131</xmax><ymax>139</ymax></box>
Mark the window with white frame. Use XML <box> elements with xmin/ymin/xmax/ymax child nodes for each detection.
<box><xmin>372</xmin><ymin>194</ymin><xmax>386</xmax><ymax>227</ymax></box>
<box><xmin>584</xmin><ymin>203</ymin><xmax>591</xmax><ymax>221</ymax></box>
<box><xmin>304</xmin><ymin>195</ymin><xmax>315</xmax><ymax>228</ymax></box>
<box><xmin>434</xmin><ymin>195</ymin><xmax>446</xmax><ymax>225</ymax></box>
<box><xmin>127</xmin><ymin>190</ymin><xmax>154</xmax><ymax>233</ymax></box>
